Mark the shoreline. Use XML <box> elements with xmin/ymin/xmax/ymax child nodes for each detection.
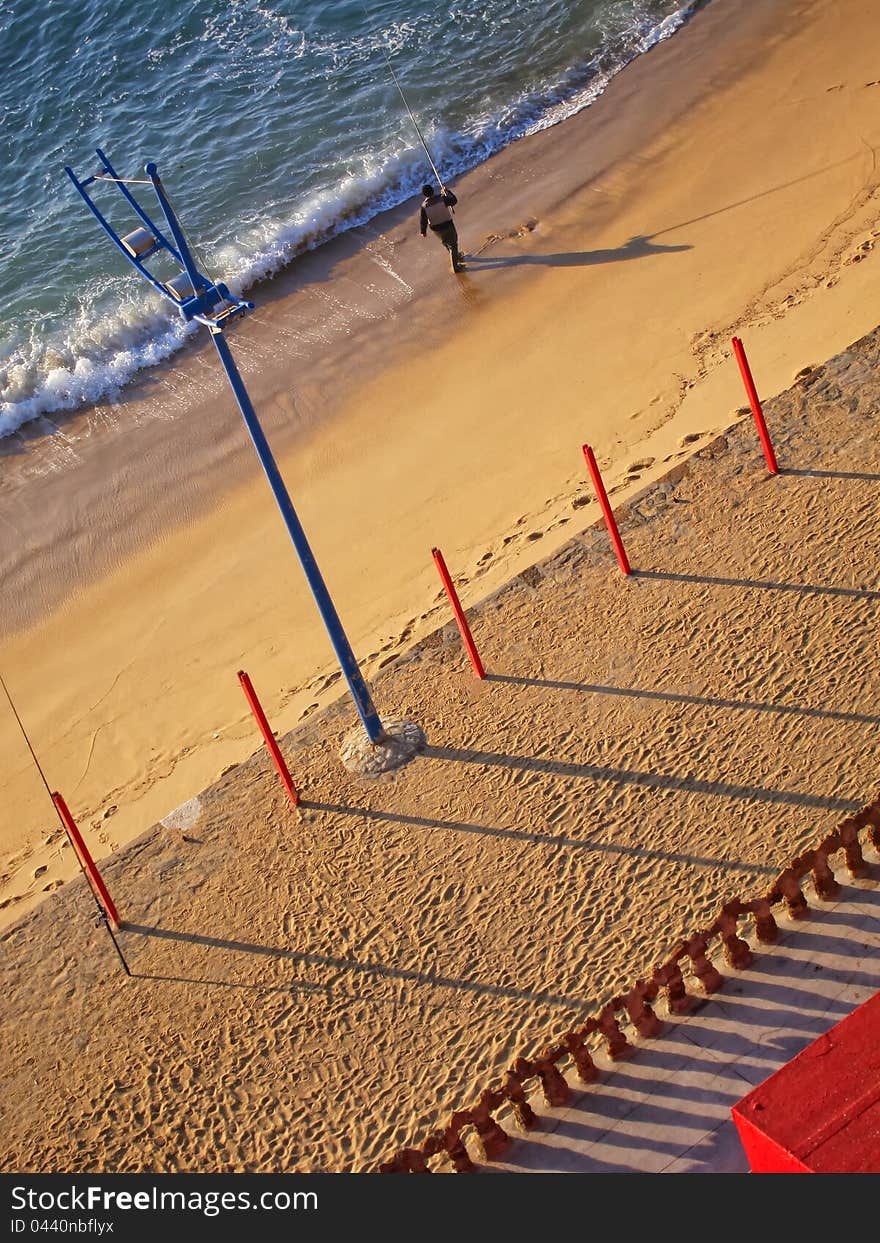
<box><xmin>2</xmin><ymin>0</ymin><xmax>880</xmax><ymax>928</ymax></box>
<box><xmin>0</xmin><ymin>0</ymin><xmax>840</xmax><ymax>632</ymax></box>
<box><xmin>2</xmin><ymin>0</ymin><xmax>704</xmax><ymax>449</ymax></box>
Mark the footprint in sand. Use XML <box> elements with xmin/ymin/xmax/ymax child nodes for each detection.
<box><xmin>844</xmin><ymin>240</ymin><xmax>874</xmax><ymax>265</ymax></box>
<box><xmin>627</xmin><ymin>457</ymin><xmax>655</xmax><ymax>473</ymax></box>
<box><xmin>507</xmin><ymin>219</ymin><xmax>538</xmax><ymax>238</ymax></box>
<box><xmin>679</xmin><ymin>432</ymin><xmax>703</xmax><ymax>446</ymax></box>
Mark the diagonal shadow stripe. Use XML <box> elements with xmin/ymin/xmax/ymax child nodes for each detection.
<box><xmin>486</xmin><ymin>673</ymin><xmax>880</xmax><ymax>727</ymax></box>
<box><xmin>490</xmin><ymin>1150</ymin><xmax>645</xmax><ymax>1175</ymax></box>
<box><xmin>301</xmin><ymin>801</ymin><xmax>777</xmax><ymax>876</ymax></box>
<box><xmin>128</xmin><ymin>972</ymin><xmax>331</xmax><ymax>995</ymax></box>
<box><xmin>122</xmin><ymin>923</ymin><xmax>582</xmax><ymax>1010</ymax></box>
<box><xmin>420</xmin><ymin>746</ymin><xmax>861</xmax><ymax>813</ymax></box>
<box><xmin>634</xmin><ymin>568</ymin><xmax>880</xmax><ymax>600</ymax></box>
<box><xmin>783</xmin><ymin>468</ymin><xmax>880</xmax><ymax>482</ymax></box>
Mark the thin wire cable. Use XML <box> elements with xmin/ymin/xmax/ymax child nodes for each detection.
<box><xmin>94</xmin><ymin>174</ymin><xmax>154</xmax><ymax>185</ymax></box>
<box><xmin>360</xmin><ymin>2</ymin><xmax>444</xmax><ymax>187</ymax></box>
<box><xmin>1</xmin><ymin>671</ymin><xmax>131</xmax><ymax>975</ymax></box>
<box><xmin>1</xmin><ymin>671</ymin><xmax>52</xmax><ymax>799</ymax></box>
<box><xmin>180</xmin><ymin>208</ymin><xmax>219</xmax><ymax>290</ymax></box>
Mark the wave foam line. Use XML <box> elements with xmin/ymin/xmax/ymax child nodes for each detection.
<box><xmin>0</xmin><ymin>3</ymin><xmax>695</xmax><ymax>440</ymax></box>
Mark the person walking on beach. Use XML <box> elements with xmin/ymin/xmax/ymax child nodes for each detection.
<box><xmin>420</xmin><ymin>183</ymin><xmax>465</xmax><ymax>273</ymax></box>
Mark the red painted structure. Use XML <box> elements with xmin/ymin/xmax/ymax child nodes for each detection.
<box><xmin>732</xmin><ymin>989</ymin><xmax>880</xmax><ymax>1172</ymax></box>
<box><xmin>731</xmin><ymin>336</ymin><xmax>780</xmax><ymax>474</ymax></box>
<box><xmin>237</xmin><ymin>669</ymin><xmax>300</xmax><ymax>806</ymax></box>
<box><xmin>431</xmin><ymin>547</ymin><xmax>486</xmax><ymax>679</ymax></box>
<box><xmin>52</xmin><ymin>790</ymin><xmax>121</xmax><ymax>930</ymax></box>
<box><xmin>581</xmin><ymin>444</ymin><xmax>631</xmax><ymax>575</ymax></box>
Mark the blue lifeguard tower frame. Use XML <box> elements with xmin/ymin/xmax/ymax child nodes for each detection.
<box><xmin>65</xmin><ymin>151</ymin><xmax>385</xmax><ymax>745</ymax></box>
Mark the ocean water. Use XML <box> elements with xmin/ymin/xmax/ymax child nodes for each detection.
<box><xmin>0</xmin><ymin>0</ymin><xmax>697</xmax><ymax>438</ymax></box>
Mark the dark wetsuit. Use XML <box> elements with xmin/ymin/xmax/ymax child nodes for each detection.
<box><xmin>420</xmin><ymin>189</ymin><xmax>463</xmax><ymax>271</ymax></box>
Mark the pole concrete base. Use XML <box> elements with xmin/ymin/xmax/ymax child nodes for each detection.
<box><xmin>340</xmin><ymin>716</ymin><xmax>426</xmax><ymax>777</ymax></box>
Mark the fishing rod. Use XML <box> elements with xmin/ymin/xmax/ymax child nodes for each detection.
<box><xmin>360</xmin><ymin>1</ymin><xmax>446</xmax><ymax>191</ymax></box>
<box><xmin>0</xmin><ymin>671</ymin><xmax>131</xmax><ymax>976</ymax></box>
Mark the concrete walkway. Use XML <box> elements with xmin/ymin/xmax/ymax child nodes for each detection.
<box><xmin>481</xmin><ymin>869</ymin><xmax>880</xmax><ymax>1173</ymax></box>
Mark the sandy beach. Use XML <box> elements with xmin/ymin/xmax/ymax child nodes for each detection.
<box><xmin>1</xmin><ymin>317</ymin><xmax>878</xmax><ymax>1171</ymax></box>
<box><xmin>2</xmin><ymin>0</ymin><xmax>880</xmax><ymax>924</ymax></box>
<box><xmin>0</xmin><ymin>0</ymin><xmax>879</xmax><ymax>1172</ymax></box>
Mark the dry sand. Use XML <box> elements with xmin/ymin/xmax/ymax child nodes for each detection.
<box><xmin>1</xmin><ymin>321</ymin><xmax>878</xmax><ymax>1171</ymax></box>
<box><xmin>0</xmin><ymin>0</ymin><xmax>879</xmax><ymax>1172</ymax></box>
<box><xmin>2</xmin><ymin>0</ymin><xmax>880</xmax><ymax>925</ymax></box>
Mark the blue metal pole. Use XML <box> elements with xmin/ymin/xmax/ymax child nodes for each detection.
<box><xmin>210</xmin><ymin>330</ymin><xmax>385</xmax><ymax>744</ymax></box>
<box><xmin>137</xmin><ymin>161</ymin><xmax>385</xmax><ymax>744</ymax></box>
<box><xmin>144</xmin><ymin>162</ymin><xmax>208</xmax><ymax>294</ymax></box>
<box><xmin>67</xmin><ymin>153</ymin><xmax>384</xmax><ymax>744</ymax></box>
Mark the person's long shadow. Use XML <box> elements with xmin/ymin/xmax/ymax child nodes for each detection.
<box><xmin>463</xmin><ymin>234</ymin><xmax>691</xmax><ymax>269</ymax></box>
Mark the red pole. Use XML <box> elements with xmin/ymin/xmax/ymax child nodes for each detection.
<box><xmin>581</xmin><ymin>445</ymin><xmax>631</xmax><ymax>575</ymax></box>
<box><xmin>52</xmin><ymin>791</ymin><xmax>121</xmax><ymax>930</ymax></box>
<box><xmin>431</xmin><ymin>548</ymin><xmax>486</xmax><ymax>679</ymax></box>
<box><xmin>732</xmin><ymin>337</ymin><xmax>779</xmax><ymax>474</ymax></box>
<box><xmin>237</xmin><ymin>670</ymin><xmax>300</xmax><ymax>806</ymax></box>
